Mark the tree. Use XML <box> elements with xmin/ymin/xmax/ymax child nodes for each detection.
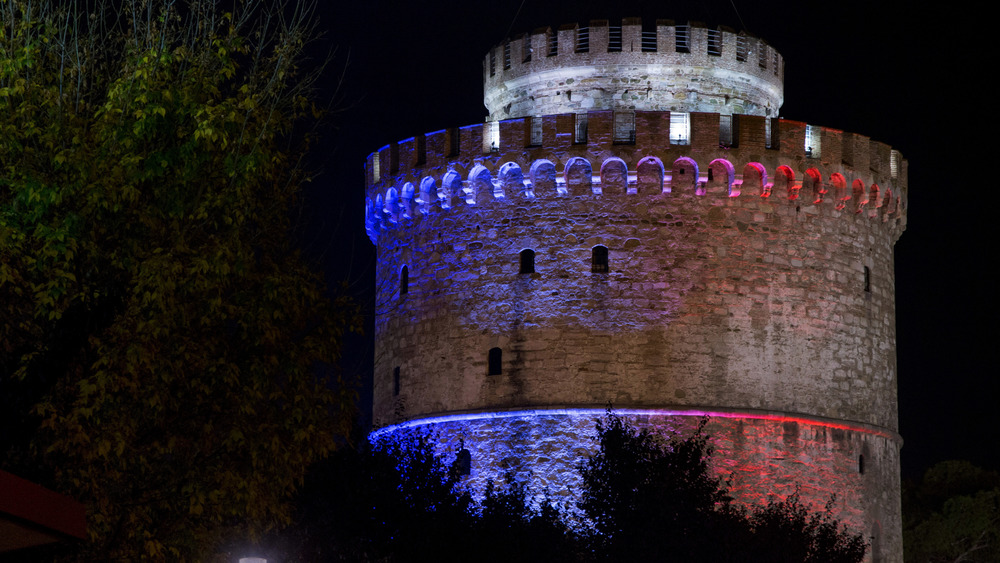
<box><xmin>744</xmin><ymin>493</ymin><xmax>869</xmax><ymax>563</ymax></box>
<box><xmin>288</xmin><ymin>429</ymin><xmax>577</xmax><ymax>563</ymax></box>
<box><xmin>903</xmin><ymin>460</ymin><xmax>1000</xmax><ymax>563</ymax></box>
<box><xmin>0</xmin><ymin>0</ymin><xmax>358</xmax><ymax>559</ymax></box>
<box><xmin>578</xmin><ymin>410</ymin><xmax>867</xmax><ymax>562</ymax></box>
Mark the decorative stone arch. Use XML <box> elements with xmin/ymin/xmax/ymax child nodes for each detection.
<box><xmin>400</xmin><ymin>182</ymin><xmax>415</xmax><ymax>220</ymax></box>
<box><xmin>706</xmin><ymin>158</ymin><xmax>735</xmax><ymax>196</ymax></box>
<box><xmin>374</xmin><ymin>194</ymin><xmax>385</xmax><ymax>228</ymax></box>
<box><xmin>636</xmin><ymin>156</ymin><xmax>664</xmax><ymax>194</ymax></box>
<box><xmin>418</xmin><ymin>176</ymin><xmax>437</xmax><ymax>215</ymax></box>
<box><xmin>869</xmin><ymin>183</ymin><xmax>881</xmax><ymax>214</ymax></box>
<box><xmin>384</xmin><ymin>187</ymin><xmax>399</xmax><ymax>224</ymax></box>
<box><xmin>600</xmin><ymin>157</ymin><xmax>629</xmax><ymax>194</ymax></box>
<box><xmin>670</xmin><ymin>157</ymin><xmax>699</xmax><ymax>193</ymax></box>
<box><xmin>365</xmin><ymin>197</ymin><xmax>378</xmax><ymax>241</ymax></box>
<box><xmin>830</xmin><ymin>173</ymin><xmax>848</xmax><ymax>209</ymax></box>
<box><xmin>804</xmin><ymin>168</ymin><xmax>824</xmax><ymax>203</ymax></box>
<box><xmin>499</xmin><ymin>162</ymin><xmax>527</xmax><ymax>198</ymax></box>
<box><xmin>742</xmin><ymin>162</ymin><xmax>768</xmax><ymax>197</ymax></box>
<box><xmin>852</xmin><ymin>178</ymin><xmax>867</xmax><ymax>213</ymax></box>
<box><xmin>564</xmin><ymin>157</ymin><xmax>593</xmax><ymax>195</ymax></box>
<box><xmin>775</xmin><ymin>165</ymin><xmax>797</xmax><ymax>200</ymax></box>
<box><xmin>881</xmin><ymin>187</ymin><xmax>894</xmax><ymax>221</ymax></box>
<box><xmin>441</xmin><ymin>169</ymin><xmax>464</xmax><ymax>208</ymax></box>
<box><xmin>468</xmin><ymin>164</ymin><xmax>494</xmax><ymax>204</ymax></box>
<box><xmin>530</xmin><ymin>159</ymin><xmax>557</xmax><ymax>196</ymax></box>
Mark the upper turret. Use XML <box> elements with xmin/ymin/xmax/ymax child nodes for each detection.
<box><xmin>484</xmin><ymin>19</ymin><xmax>784</xmax><ymax>121</ymax></box>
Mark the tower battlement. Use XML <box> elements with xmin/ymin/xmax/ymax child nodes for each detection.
<box><xmin>483</xmin><ymin>20</ymin><xmax>784</xmax><ymax>120</ymax></box>
<box><xmin>365</xmin><ymin>110</ymin><xmax>907</xmax><ymax>245</ymax></box>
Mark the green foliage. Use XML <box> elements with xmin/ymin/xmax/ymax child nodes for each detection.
<box><xmin>743</xmin><ymin>493</ymin><xmax>869</xmax><ymax>563</ymax></box>
<box><xmin>578</xmin><ymin>409</ymin><xmax>867</xmax><ymax>563</ymax></box>
<box><xmin>0</xmin><ymin>0</ymin><xmax>358</xmax><ymax>559</ymax></box>
<box><xmin>903</xmin><ymin>461</ymin><xmax>1000</xmax><ymax>563</ymax></box>
<box><xmin>578</xmin><ymin>412</ymin><xmax>737</xmax><ymax>560</ymax></box>
<box><xmin>288</xmin><ymin>431</ymin><xmax>575</xmax><ymax>563</ymax></box>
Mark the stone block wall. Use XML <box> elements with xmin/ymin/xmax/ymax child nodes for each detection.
<box><xmin>365</xmin><ymin>85</ymin><xmax>907</xmax><ymax>563</ymax></box>
<box><xmin>483</xmin><ymin>21</ymin><xmax>784</xmax><ymax>120</ymax></box>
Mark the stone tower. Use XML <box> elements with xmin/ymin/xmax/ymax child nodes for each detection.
<box><xmin>364</xmin><ymin>19</ymin><xmax>906</xmax><ymax>562</ymax></box>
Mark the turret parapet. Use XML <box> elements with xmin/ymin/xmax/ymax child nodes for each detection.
<box><xmin>484</xmin><ymin>19</ymin><xmax>784</xmax><ymax>121</ymax></box>
<box><xmin>364</xmin><ymin>110</ymin><xmax>907</xmax><ymax>245</ymax></box>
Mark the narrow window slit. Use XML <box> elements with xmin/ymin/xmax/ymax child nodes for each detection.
<box><xmin>488</xmin><ymin>347</ymin><xmax>502</xmax><ymax>375</ymax></box>
<box><xmin>520</xmin><ymin>249</ymin><xmax>535</xmax><ymax>274</ymax></box>
<box><xmin>592</xmin><ymin>245</ymin><xmax>609</xmax><ymax>273</ymax></box>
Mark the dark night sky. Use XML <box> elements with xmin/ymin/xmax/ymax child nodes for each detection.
<box><xmin>305</xmin><ymin>0</ymin><xmax>996</xmax><ymax>480</ymax></box>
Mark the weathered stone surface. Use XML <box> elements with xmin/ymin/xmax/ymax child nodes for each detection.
<box><xmin>364</xmin><ymin>18</ymin><xmax>907</xmax><ymax>563</ymax></box>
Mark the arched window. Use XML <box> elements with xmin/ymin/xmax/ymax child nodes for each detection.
<box><xmin>399</xmin><ymin>265</ymin><xmax>409</xmax><ymax>296</ymax></box>
<box><xmin>393</xmin><ymin>366</ymin><xmax>400</xmax><ymax>396</ymax></box>
<box><xmin>488</xmin><ymin>347</ymin><xmax>502</xmax><ymax>375</ymax></box>
<box><xmin>592</xmin><ymin>245</ymin><xmax>609</xmax><ymax>273</ymax></box>
<box><xmin>520</xmin><ymin>249</ymin><xmax>535</xmax><ymax>274</ymax></box>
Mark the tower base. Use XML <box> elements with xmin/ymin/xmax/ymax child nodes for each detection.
<box><xmin>371</xmin><ymin>408</ymin><xmax>901</xmax><ymax>563</ymax></box>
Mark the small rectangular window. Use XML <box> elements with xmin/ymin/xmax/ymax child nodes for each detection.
<box><xmin>547</xmin><ymin>30</ymin><xmax>558</xmax><ymax>57</ymax></box>
<box><xmin>736</xmin><ymin>35</ymin><xmax>748</xmax><ymax>62</ymax></box>
<box><xmin>719</xmin><ymin>115</ymin><xmax>733</xmax><ymax>147</ymax></box>
<box><xmin>484</xmin><ymin>121</ymin><xmax>500</xmax><ymax>153</ymax></box>
<box><xmin>772</xmin><ymin>52</ymin><xmax>779</xmax><ymax>76</ymax></box>
<box><xmin>766</xmin><ymin>117</ymin><xmax>779</xmax><ymax>150</ymax></box>
<box><xmin>707</xmin><ymin>29</ymin><xmax>722</xmax><ymax>56</ymax></box>
<box><xmin>372</xmin><ymin>154</ymin><xmax>380</xmax><ymax>183</ymax></box>
<box><xmin>522</xmin><ymin>35</ymin><xmax>532</xmax><ymax>62</ymax></box>
<box><xmin>529</xmin><ymin>116</ymin><xmax>543</xmax><ymax>147</ymax></box>
<box><xmin>489</xmin><ymin>50</ymin><xmax>496</xmax><ymax>76</ymax></box>
<box><xmin>864</xmin><ymin>266</ymin><xmax>871</xmax><ymax>293</ymax></box>
<box><xmin>758</xmin><ymin>43</ymin><xmax>767</xmax><ymax>69</ymax></box>
<box><xmin>520</xmin><ymin>249</ymin><xmax>535</xmax><ymax>274</ymax></box>
<box><xmin>592</xmin><ymin>246</ymin><xmax>609</xmax><ymax>273</ymax></box>
<box><xmin>613</xmin><ymin>111</ymin><xmax>635</xmax><ymax>144</ymax></box>
<box><xmin>393</xmin><ymin>366</ymin><xmax>400</xmax><ymax>396</ymax></box>
<box><xmin>503</xmin><ymin>43</ymin><xmax>511</xmax><ymax>70</ymax></box>
<box><xmin>488</xmin><ymin>347</ymin><xmax>502</xmax><ymax>375</ymax></box>
<box><xmin>890</xmin><ymin>150</ymin><xmax>900</xmax><ymax>179</ymax></box>
<box><xmin>574</xmin><ymin>114</ymin><xmax>588</xmax><ymax>144</ymax></box>
<box><xmin>670</xmin><ymin>112</ymin><xmax>690</xmax><ymax>145</ymax></box>
<box><xmin>805</xmin><ymin>125</ymin><xmax>822</xmax><ymax>159</ymax></box>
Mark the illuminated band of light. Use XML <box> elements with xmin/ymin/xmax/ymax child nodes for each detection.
<box><xmin>370</xmin><ymin>406</ymin><xmax>902</xmax><ymax>443</ymax></box>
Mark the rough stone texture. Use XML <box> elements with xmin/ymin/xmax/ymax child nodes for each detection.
<box><xmin>483</xmin><ymin>20</ymin><xmax>784</xmax><ymax>120</ymax></box>
<box><xmin>373</xmin><ymin>411</ymin><xmax>901</xmax><ymax>561</ymax></box>
<box><xmin>365</xmin><ymin>19</ymin><xmax>907</xmax><ymax>563</ymax></box>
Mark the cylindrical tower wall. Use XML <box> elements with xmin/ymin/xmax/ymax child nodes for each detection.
<box><xmin>365</xmin><ymin>110</ymin><xmax>907</xmax><ymax>562</ymax></box>
<box><xmin>366</xmin><ymin>112</ymin><xmax>906</xmax><ymax>432</ymax></box>
<box><xmin>372</xmin><ymin>411</ymin><xmax>901</xmax><ymax>562</ymax></box>
<box><xmin>484</xmin><ymin>20</ymin><xmax>784</xmax><ymax>121</ymax></box>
